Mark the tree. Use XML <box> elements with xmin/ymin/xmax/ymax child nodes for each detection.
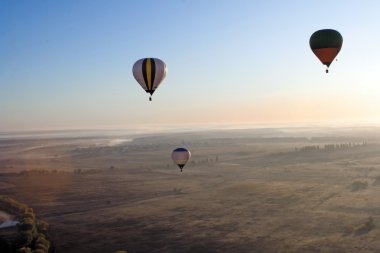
<box><xmin>37</xmin><ymin>221</ymin><xmax>49</xmax><ymax>232</ymax></box>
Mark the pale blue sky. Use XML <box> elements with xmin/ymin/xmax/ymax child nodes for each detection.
<box><xmin>1</xmin><ymin>1</ymin><xmax>380</xmax><ymax>131</ymax></box>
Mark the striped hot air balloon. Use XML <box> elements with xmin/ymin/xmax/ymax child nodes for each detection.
<box><xmin>132</xmin><ymin>58</ymin><xmax>167</xmax><ymax>101</ymax></box>
<box><xmin>310</xmin><ymin>29</ymin><xmax>343</xmax><ymax>73</ymax></box>
<box><xmin>171</xmin><ymin>148</ymin><xmax>191</xmax><ymax>172</ymax></box>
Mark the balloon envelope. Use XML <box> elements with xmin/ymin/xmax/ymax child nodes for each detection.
<box><xmin>310</xmin><ymin>29</ymin><xmax>343</xmax><ymax>70</ymax></box>
<box><xmin>132</xmin><ymin>58</ymin><xmax>167</xmax><ymax>99</ymax></box>
<box><xmin>171</xmin><ymin>148</ymin><xmax>191</xmax><ymax>171</ymax></box>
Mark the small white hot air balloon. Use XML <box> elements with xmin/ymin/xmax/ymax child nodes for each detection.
<box><xmin>171</xmin><ymin>148</ymin><xmax>191</xmax><ymax>172</ymax></box>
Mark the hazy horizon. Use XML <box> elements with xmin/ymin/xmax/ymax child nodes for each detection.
<box><xmin>2</xmin><ymin>122</ymin><xmax>380</xmax><ymax>141</ymax></box>
<box><xmin>2</xmin><ymin>121</ymin><xmax>380</xmax><ymax>135</ymax></box>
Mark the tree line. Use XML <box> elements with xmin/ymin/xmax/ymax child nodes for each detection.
<box><xmin>295</xmin><ymin>142</ymin><xmax>371</xmax><ymax>152</ymax></box>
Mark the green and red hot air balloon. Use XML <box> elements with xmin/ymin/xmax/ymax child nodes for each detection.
<box><xmin>310</xmin><ymin>29</ymin><xmax>343</xmax><ymax>73</ymax></box>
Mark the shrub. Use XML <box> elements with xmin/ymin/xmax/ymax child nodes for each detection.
<box><xmin>344</xmin><ymin>216</ymin><xmax>375</xmax><ymax>236</ymax></box>
<box><xmin>350</xmin><ymin>181</ymin><xmax>368</xmax><ymax>192</ymax></box>
<box><xmin>353</xmin><ymin>216</ymin><xmax>375</xmax><ymax>235</ymax></box>
<box><xmin>372</xmin><ymin>175</ymin><xmax>380</xmax><ymax>186</ymax></box>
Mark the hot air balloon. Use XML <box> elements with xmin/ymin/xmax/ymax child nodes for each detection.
<box><xmin>132</xmin><ymin>58</ymin><xmax>167</xmax><ymax>101</ymax></box>
<box><xmin>171</xmin><ymin>148</ymin><xmax>191</xmax><ymax>172</ymax></box>
<box><xmin>309</xmin><ymin>29</ymin><xmax>343</xmax><ymax>73</ymax></box>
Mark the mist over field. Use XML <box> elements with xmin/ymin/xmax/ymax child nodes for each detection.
<box><xmin>1</xmin><ymin>127</ymin><xmax>380</xmax><ymax>252</ymax></box>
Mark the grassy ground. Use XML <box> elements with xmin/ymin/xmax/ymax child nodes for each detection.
<box><xmin>1</xmin><ymin>129</ymin><xmax>380</xmax><ymax>252</ymax></box>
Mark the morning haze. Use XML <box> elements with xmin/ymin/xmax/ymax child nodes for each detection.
<box><xmin>2</xmin><ymin>127</ymin><xmax>380</xmax><ymax>253</ymax></box>
<box><xmin>1</xmin><ymin>1</ymin><xmax>380</xmax><ymax>253</ymax></box>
